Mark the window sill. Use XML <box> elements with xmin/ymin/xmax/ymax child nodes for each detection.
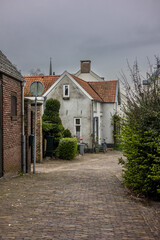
<box><xmin>11</xmin><ymin>116</ymin><xmax>17</xmax><ymax>121</ymax></box>
<box><xmin>63</xmin><ymin>97</ymin><xmax>70</xmax><ymax>100</ymax></box>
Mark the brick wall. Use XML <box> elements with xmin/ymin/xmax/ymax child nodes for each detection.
<box><xmin>24</xmin><ymin>99</ymin><xmax>31</xmax><ymax>173</ymax></box>
<box><xmin>2</xmin><ymin>74</ymin><xmax>22</xmax><ymax>174</ymax></box>
<box><xmin>31</xmin><ymin>103</ymin><xmax>43</xmax><ymax>163</ymax></box>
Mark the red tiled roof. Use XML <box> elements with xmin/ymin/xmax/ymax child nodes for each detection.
<box><xmin>70</xmin><ymin>74</ymin><xmax>103</xmax><ymax>101</ymax></box>
<box><xmin>88</xmin><ymin>81</ymin><xmax>117</xmax><ymax>102</ymax></box>
<box><xmin>24</xmin><ymin>73</ymin><xmax>117</xmax><ymax>102</ymax></box>
<box><xmin>24</xmin><ymin>75</ymin><xmax>60</xmax><ymax>96</ymax></box>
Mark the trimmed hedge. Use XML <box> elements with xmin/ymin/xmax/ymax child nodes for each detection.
<box><xmin>63</xmin><ymin>129</ymin><xmax>72</xmax><ymax>138</ymax></box>
<box><xmin>58</xmin><ymin>138</ymin><xmax>77</xmax><ymax>160</ymax></box>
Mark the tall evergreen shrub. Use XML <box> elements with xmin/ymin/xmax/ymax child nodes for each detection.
<box><xmin>42</xmin><ymin>99</ymin><xmax>64</xmax><ymax>148</ymax></box>
<box><xmin>119</xmin><ymin>60</ymin><xmax>160</xmax><ymax>199</ymax></box>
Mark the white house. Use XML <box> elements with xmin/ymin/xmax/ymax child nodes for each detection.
<box><xmin>24</xmin><ymin>61</ymin><xmax>120</xmax><ymax>150</ymax></box>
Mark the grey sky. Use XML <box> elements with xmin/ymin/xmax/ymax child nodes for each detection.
<box><xmin>1</xmin><ymin>0</ymin><xmax>160</xmax><ymax>79</ymax></box>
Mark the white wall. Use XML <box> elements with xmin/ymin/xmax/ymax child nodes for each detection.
<box><xmin>93</xmin><ymin>101</ymin><xmax>103</xmax><ymax>144</ymax></box>
<box><xmin>46</xmin><ymin>75</ymin><xmax>93</xmax><ymax>147</ymax></box>
<box><xmin>75</xmin><ymin>71</ymin><xmax>103</xmax><ymax>82</ymax></box>
<box><xmin>102</xmin><ymin>102</ymin><xmax>118</xmax><ymax>145</ymax></box>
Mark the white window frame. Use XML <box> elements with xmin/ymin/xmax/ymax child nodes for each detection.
<box><xmin>63</xmin><ymin>85</ymin><xmax>70</xmax><ymax>98</ymax></box>
<box><xmin>74</xmin><ymin>118</ymin><xmax>82</xmax><ymax>139</ymax></box>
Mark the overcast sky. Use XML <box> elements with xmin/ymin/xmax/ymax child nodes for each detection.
<box><xmin>1</xmin><ymin>0</ymin><xmax>160</xmax><ymax>79</ymax></box>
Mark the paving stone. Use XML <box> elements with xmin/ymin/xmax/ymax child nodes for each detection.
<box><xmin>0</xmin><ymin>151</ymin><xmax>160</xmax><ymax>239</ymax></box>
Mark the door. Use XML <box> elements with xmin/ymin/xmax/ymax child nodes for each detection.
<box><xmin>93</xmin><ymin>117</ymin><xmax>99</xmax><ymax>143</ymax></box>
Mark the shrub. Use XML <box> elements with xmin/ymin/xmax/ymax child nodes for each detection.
<box><xmin>58</xmin><ymin>138</ymin><xmax>77</xmax><ymax>160</ymax></box>
<box><xmin>42</xmin><ymin>99</ymin><xmax>64</xmax><ymax>138</ymax></box>
<box><xmin>45</xmin><ymin>98</ymin><xmax>60</xmax><ymax>113</ymax></box>
<box><xmin>63</xmin><ymin>129</ymin><xmax>72</xmax><ymax>138</ymax></box>
<box><xmin>119</xmin><ymin>59</ymin><xmax>160</xmax><ymax>199</ymax></box>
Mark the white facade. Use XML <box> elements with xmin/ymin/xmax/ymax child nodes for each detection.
<box><xmin>25</xmin><ymin>61</ymin><xmax>120</xmax><ymax>149</ymax></box>
<box><xmin>44</xmin><ymin>73</ymin><xmax>93</xmax><ymax>147</ymax></box>
<box><xmin>42</xmin><ymin>72</ymin><xmax>119</xmax><ymax>148</ymax></box>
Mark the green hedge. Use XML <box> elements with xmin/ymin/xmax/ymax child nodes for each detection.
<box><xmin>58</xmin><ymin>138</ymin><xmax>77</xmax><ymax>160</ymax></box>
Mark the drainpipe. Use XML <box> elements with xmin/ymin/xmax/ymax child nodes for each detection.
<box><xmin>0</xmin><ymin>81</ymin><xmax>3</xmax><ymax>177</ymax></box>
<box><xmin>22</xmin><ymin>81</ymin><xmax>26</xmax><ymax>173</ymax></box>
<box><xmin>91</xmin><ymin>100</ymin><xmax>94</xmax><ymax>152</ymax></box>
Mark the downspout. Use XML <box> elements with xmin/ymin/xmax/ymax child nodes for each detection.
<box><xmin>22</xmin><ymin>81</ymin><xmax>26</xmax><ymax>173</ymax></box>
<box><xmin>115</xmin><ymin>80</ymin><xmax>119</xmax><ymax>112</ymax></box>
<box><xmin>0</xmin><ymin>81</ymin><xmax>3</xmax><ymax>177</ymax></box>
<box><xmin>91</xmin><ymin>100</ymin><xmax>94</xmax><ymax>152</ymax></box>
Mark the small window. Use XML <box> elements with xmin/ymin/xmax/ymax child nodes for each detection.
<box><xmin>63</xmin><ymin>85</ymin><xmax>69</xmax><ymax>98</ymax></box>
<box><xmin>76</xmin><ymin>126</ymin><xmax>80</xmax><ymax>138</ymax></box>
<box><xmin>11</xmin><ymin>95</ymin><xmax>17</xmax><ymax>120</ymax></box>
<box><xmin>74</xmin><ymin>118</ymin><xmax>81</xmax><ymax>139</ymax></box>
<box><xmin>76</xmin><ymin>119</ymin><xmax>80</xmax><ymax>125</ymax></box>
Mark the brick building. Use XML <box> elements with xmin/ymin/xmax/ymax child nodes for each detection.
<box><xmin>0</xmin><ymin>50</ymin><xmax>26</xmax><ymax>177</ymax></box>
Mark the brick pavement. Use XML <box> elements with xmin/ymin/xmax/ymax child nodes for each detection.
<box><xmin>0</xmin><ymin>151</ymin><xmax>160</xmax><ymax>240</ymax></box>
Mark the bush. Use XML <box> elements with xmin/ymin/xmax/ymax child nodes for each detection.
<box><xmin>58</xmin><ymin>138</ymin><xmax>77</xmax><ymax>160</ymax></box>
<box><xmin>63</xmin><ymin>129</ymin><xmax>72</xmax><ymax>138</ymax></box>
<box><xmin>45</xmin><ymin>99</ymin><xmax>60</xmax><ymax>113</ymax></box>
<box><xmin>119</xmin><ymin>60</ymin><xmax>160</xmax><ymax>199</ymax></box>
<box><xmin>42</xmin><ymin>99</ymin><xmax>64</xmax><ymax>138</ymax></box>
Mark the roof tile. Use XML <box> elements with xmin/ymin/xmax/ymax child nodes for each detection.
<box><xmin>24</xmin><ymin>75</ymin><xmax>60</xmax><ymax>96</ymax></box>
<box><xmin>88</xmin><ymin>81</ymin><xmax>117</xmax><ymax>102</ymax></box>
<box><xmin>24</xmin><ymin>73</ymin><xmax>117</xmax><ymax>102</ymax></box>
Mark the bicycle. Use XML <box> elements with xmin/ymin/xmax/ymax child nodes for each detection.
<box><xmin>101</xmin><ymin>139</ymin><xmax>107</xmax><ymax>153</ymax></box>
<box><xmin>81</xmin><ymin>142</ymin><xmax>89</xmax><ymax>153</ymax></box>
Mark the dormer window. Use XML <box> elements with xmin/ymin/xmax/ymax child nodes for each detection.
<box><xmin>63</xmin><ymin>85</ymin><xmax>70</xmax><ymax>99</ymax></box>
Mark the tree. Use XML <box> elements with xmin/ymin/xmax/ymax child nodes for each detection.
<box><xmin>29</xmin><ymin>68</ymin><xmax>44</xmax><ymax>76</ymax></box>
<box><xmin>42</xmin><ymin>99</ymin><xmax>64</xmax><ymax>149</ymax></box>
<box><xmin>119</xmin><ymin>59</ymin><xmax>160</xmax><ymax>199</ymax></box>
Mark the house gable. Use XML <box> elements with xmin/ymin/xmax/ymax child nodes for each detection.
<box><xmin>43</xmin><ymin>71</ymin><xmax>94</xmax><ymax>100</ymax></box>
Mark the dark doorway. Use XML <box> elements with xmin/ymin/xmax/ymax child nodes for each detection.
<box><xmin>31</xmin><ymin>111</ymin><xmax>34</xmax><ymax>163</ymax></box>
<box><xmin>93</xmin><ymin>117</ymin><xmax>99</xmax><ymax>142</ymax></box>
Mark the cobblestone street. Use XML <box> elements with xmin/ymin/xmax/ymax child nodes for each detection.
<box><xmin>0</xmin><ymin>151</ymin><xmax>160</xmax><ymax>240</ymax></box>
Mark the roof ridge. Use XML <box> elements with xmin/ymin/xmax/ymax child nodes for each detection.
<box><xmin>24</xmin><ymin>74</ymin><xmax>60</xmax><ymax>78</ymax></box>
<box><xmin>0</xmin><ymin>50</ymin><xmax>24</xmax><ymax>82</ymax></box>
<box><xmin>88</xmin><ymin>80</ymin><xmax>117</xmax><ymax>83</ymax></box>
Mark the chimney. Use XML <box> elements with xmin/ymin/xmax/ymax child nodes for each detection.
<box><xmin>80</xmin><ymin>60</ymin><xmax>91</xmax><ymax>73</ymax></box>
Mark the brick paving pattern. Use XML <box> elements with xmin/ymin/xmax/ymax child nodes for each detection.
<box><xmin>0</xmin><ymin>151</ymin><xmax>160</xmax><ymax>239</ymax></box>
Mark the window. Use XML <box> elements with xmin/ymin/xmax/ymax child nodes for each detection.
<box><xmin>11</xmin><ymin>95</ymin><xmax>17</xmax><ymax>120</ymax></box>
<box><xmin>74</xmin><ymin>118</ymin><xmax>81</xmax><ymax>139</ymax></box>
<box><xmin>63</xmin><ymin>85</ymin><xmax>69</xmax><ymax>98</ymax></box>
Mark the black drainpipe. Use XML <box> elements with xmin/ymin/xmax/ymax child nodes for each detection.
<box><xmin>92</xmin><ymin>100</ymin><xmax>94</xmax><ymax>152</ymax></box>
<box><xmin>0</xmin><ymin>80</ymin><xmax>3</xmax><ymax>177</ymax></box>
